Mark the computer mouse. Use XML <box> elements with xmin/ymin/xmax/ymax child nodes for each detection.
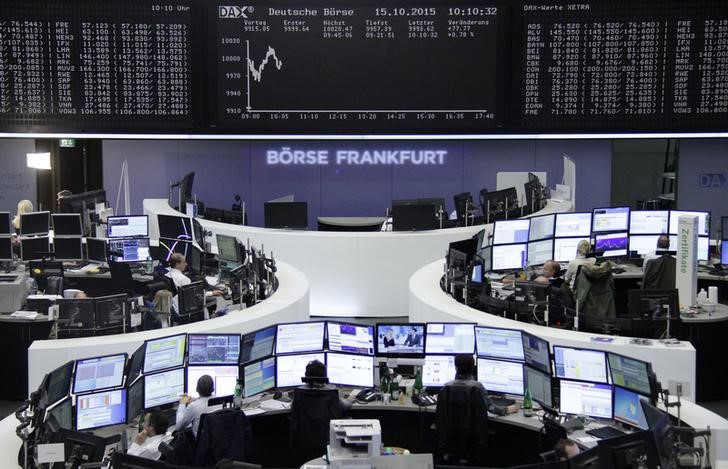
<box><xmin>273</xmin><ymin>390</ymin><xmax>282</xmax><ymax>400</ymax></box>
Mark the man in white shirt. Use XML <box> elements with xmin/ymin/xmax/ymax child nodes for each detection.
<box><xmin>128</xmin><ymin>410</ymin><xmax>169</xmax><ymax>460</ymax></box>
<box><xmin>642</xmin><ymin>235</ymin><xmax>671</xmax><ymax>271</ymax></box>
<box><xmin>165</xmin><ymin>253</ymin><xmax>222</xmax><ymax>312</ymax></box>
<box><xmin>176</xmin><ymin>374</ymin><xmax>214</xmax><ymax>437</ymax></box>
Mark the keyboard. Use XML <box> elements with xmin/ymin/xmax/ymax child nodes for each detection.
<box><xmin>490</xmin><ymin>397</ymin><xmax>516</xmax><ymax>407</ymax></box>
<box><xmin>586</xmin><ymin>425</ymin><xmax>625</xmax><ymax>439</ymax></box>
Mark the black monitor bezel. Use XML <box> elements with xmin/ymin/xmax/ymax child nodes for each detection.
<box><xmin>275</xmin><ymin>352</ymin><xmax>327</xmax><ymax>389</ymax></box>
<box><xmin>0</xmin><ymin>212</ymin><xmax>10</xmax><ymax>235</ymax></box>
<box><xmin>593</xmin><ymin>231</ymin><xmax>630</xmax><ymax>258</ymax></box>
<box><xmin>325</xmin><ymin>320</ymin><xmax>375</xmax><ymax>356</ymax></box>
<box><xmin>20</xmin><ymin>236</ymin><xmax>50</xmax><ymax>261</ymax></box>
<box><xmin>45</xmin><ymin>395</ymin><xmax>75</xmax><ymax>432</ymax></box>
<box><xmin>554</xmin><ymin>212</ymin><xmax>593</xmax><ymax>238</ymax></box>
<box><xmin>157</xmin><ymin>214</ymin><xmax>193</xmax><ymax>241</ymax></box>
<box><xmin>185</xmin><ymin>363</ymin><xmax>240</xmax><ymax>397</ymax></box>
<box><xmin>374</xmin><ymin>322</ymin><xmax>426</xmax><ymax>358</ymax></box>
<box><xmin>552</xmin><ymin>345</ymin><xmax>609</xmax><ymax>384</ymax></box>
<box><xmin>239</xmin><ymin>325</ymin><xmax>277</xmax><ymax>365</ymax></box>
<box><xmin>242</xmin><ymin>356</ymin><xmax>277</xmax><ymax>398</ymax></box>
<box><xmin>106</xmin><ymin>214</ymin><xmax>149</xmax><ymax>239</ymax></box>
<box><xmin>527</xmin><ymin>213</ymin><xmax>556</xmax><ymax>242</ymax></box>
<box><xmin>126</xmin><ymin>373</ymin><xmax>145</xmax><ymax>424</ymax></box>
<box><xmin>275</xmin><ymin>320</ymin><xmax>326</xmax><ymax>356</ymax></box>
<box><xmin>52</xmin><ymin>237</ymin><xmax>84</xmax><ymax>261</ymax></box>
<box><xmin>85</xmin><ymin>238</ymin><xmax>107</xmax><ymax>263</ymax></box>
<box><xmin>490</xmin><ymin>242</ymin><xmax>527</xmax><ymax>272</ymax></box>
<box><xmin>177</xmin><ymin>280</ymin><xmax>206</xmax><ymax>316</ymax></box>
<box><xmin>107</xmin><ymin>237</ymin><xmax>150</xmax><ymax>263</ymax></box>
<box><xmin>612</xmin><ymin>385</ymin><xmax>650</xmax><ymax>431</ymax></box>
<box><xmin>492</xmin><ymin>218</ymin><xmax>531</xmax><ymax>246</ymax></box>
<box><xmin>56</xmin><ymin>298</ymin><xmax>95</xmax><ymax>330</ymax></box>
<box><xmin>142</xmin><ymin>333</ymin><xmax>188</xmax><ymax>374</ymax></box>
<box><xmin>424</xmin><ymin>322</ymin><xmax>476</xmax><ymax>355</ymax></box>
<box><xmin>19</xmin><ymin>211</ymin><xmax>50</xmax><ymax>237</ymax></box>
<box><xmin>75</xmin><ymin>388</ymin><xmax>128</xmax><ymax>431</ymax></box>
<box><xmin>46</xmin><ymin>360</ymin><xmax>75</xmax><ymax>407</ymax></box>
<box><xmin>51</xmin><ymin>213</ymin><xmax>84</xmax><ymax>237</ymax></box>
<box><xmin>142</xmin><ymin>367</ymin><xmax>186</xmax><ymax>410</ymax></box>
<box><xmin>526</xmin><ymin>238</ymin><xmax>554</xmax><ymax>267</ymax></box>
<box><xmin>72</xmin><ymin>352</ymin><xmax>128</xmax><ymax>395</ymax></box>
<box><xmin>187</xmin><ymin>333</ymin><xmax>242</xmax><ymax>365</ymax></box>
<box><xmin>474</xmin><ymin>325</ymin><xmax>524</xmax><ymax>361</ymax></box>
<box><xmin>628</xmin><ymin>210</ymin><xmax>670</xmax><ymax>235</ymax></box>
<box><xmin>0</xmin><ymin>237</ymin><xmax>12</xmax><ymax>261</ymax></box>
<box><xmin>591</xmin><ymin>206</ymin><xmax>631</xmax><ymax>234</ymax></box>
<box><xmin>668</xmin><ymin>209</ymin><xmax>710</xmax><ymax>236</ymax></box>
<box><xmin>391</xmin><ymin>202</ymin><xmax>439</xmax><ymax>231</ymax></box>
<box><xmin>558</xmin><ymin>378</ymin><xmax>614</xmax><ymax>419</ymax></box>
<box><xmin>263</xmin><ymin>201</ymin><xmax>308</xmax><ymax>229</ymax></box>
<box><xmin>93</xmin><ymin>294</ymin><xmax>127</xmax><ymax>330</ymax></box>
<box><xmin>476</xmin><ymin>356</ymin><xmax>526</xmax><ymax>397</ymax></box>
<box><xmin>325</xmin><ymin>351</ymin><xmax>375</xmax><ymax>388</ymax></box>
<box><xmin>521</xmin><ymin>330</ymin><xmax>552</xmax><ymax>375</ymax></box>
<box><xmin>607</xmin><ymin>351</ymin><xmax>653</xmax><ymax>398</ymax></box>
<box><xmin>524</xmin><ymin>364</ymin><xmax>553</xmax><ymax>408</ymax></box>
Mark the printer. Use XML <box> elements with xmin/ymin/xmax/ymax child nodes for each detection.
<box><xmin>0</xmin><ymin>272</ymin><xmax>29</xmax><ymax>313</ymax></box>
<box><xmin>327</xmin><ymin>419</ymin><xmax>381</xmax><ymax>469</ymax></box>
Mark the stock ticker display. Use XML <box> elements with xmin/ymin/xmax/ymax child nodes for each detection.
<box><xmin>0</xmin><ymin>0</ymin><xmax>726</xmax><ymax>134</ymax></box>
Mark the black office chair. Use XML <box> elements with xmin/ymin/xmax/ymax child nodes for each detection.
<box><xmin>435</xmin><ymin>383</ymin><xmax>489</xmax><ymax>466</ymax></box>
<box><xmin>574</xmin><ymin>262</ymin><xmax>616</xmax><ymax>318</ymax></box>
<box><xmin>642</xmin><ymin>255</ymin><xmax>676</xmax><ymax>290</ymax></box>
<box><xmin>195</xmin><ymin>409</ymin><xmax>254</xmax><ymax>467</ymax></box>
<box><xmin>108</xmin><ymin>261</ymin><xmax>135</xmax><ymax>295</ymax></box>
<box><xmin>45</xmin><ymin>276</ymin><xmax>64</xmax><ymax>295</ymax></box>
<box><xmin>289</xmin><ymin>387</ymin><xmax>342</xmax><ymax>465</ymax></box>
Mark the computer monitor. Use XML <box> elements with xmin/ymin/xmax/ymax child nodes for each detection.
<box><xmin>20</xmin><ymin>211</ymin><xmax>50</xmax><ymax>236</ymax></box>
<box><xmin>559</xmin><ymin>379</ymin><xmax>612</xmax><ymax>418</ymax></box>
<box><xmin>243</xmin><ymin>357</ymin><xmax>276</xmax><ymax>398</ymax></box>
<box><xmin>474</xmin><ymin>326</ymin><xmax>524</xmax><ymax>361</ymax></box>
<box><xmin>375</xmin><ymin>323</ymin><xmax>425</xmax><ymax>357</ymax></box>
<box><xmin>524</xmin><ymin>366</ymin><xmax>552</xmax><ymax>407</ymax></box>
<box><xmin>493</xmin><ymin>219</ymin><xmax>530</xmax><ymax>245</ymax></box>
<box><xmin>641</xmin><ymin>401</ymin><xmax>677</xmax><ymax>469</ymax></box>
<box><xmin>527</xmin><ymin>239</ymin><xmax>553</xmax><ymax>267</ymax></box>
<box><xmin>126</xmin><ymin>376</ymin><xmax>144</xmax><ymax>424</ymax></box>
<box><xmin>425</xmin><ymin>323</ymin><xmax>475</xmax><ymax>355</ymax></box>
<box><xmin>107</xmin><ymin>237</ymin><xmax>150</xmax><ymax>262</ymax></box>
<box><xmin>528</xmin><ymin>214</ymin><xmax>555</xmax><ymax>242</ymax></box>
<box><xmin>629</xmin><ymin>235</ymin><xmax>662</xmax><ymax>256</ymax></box>
<box><xmin>75</xmin><ymin>388</ymin><xmax>127</xmax><ymax>431</ymax></box>
<box><xmin>592</xmin><ymin>206</ymin><xmax>630</xmax><ymax>233</ymax></box>
<box><xmin>594</xmin><ymin>232</ymin><xmax>629</xmax><ymax>257</ymax></box>
<box><xmin>553</xmin><ymin>237</ymin><xmax>590</xmax><ymax>263</ymax></box>
<box><xmin>723</xmin><ymin>240</ymin><xmax>728</xmax><ymax>265</ymax></box>
<box><xmin>613</xmin><ymin>386</ymin><xmax>649</xmax><ymax>430</ymax></box>
<box><xmin>53</xmin><ymin>237</ymin><xmax>84</xmax><ymax>261</ymax></box>
<box><xmin>470</xmin><ymin>262</ymin><xmax>484</xmax><ymax>290</ymax></box>
<box><xmin>21</xmin><ymin>236</ymin><xmax>50</xmax><ymax>260</ymax></box>
<box><xmin>0</xmin><ymin>237</ymin><xmax>11</xmax><ymax>261</ymax></box>
<box><xmin>667</xmin><ymin>235</ymin><xmax>709</xmax><ymax>261</ymax></box>
<box><xmin>668</xmin><ymin>210</ymin><xmax>710</xmax><ymax>236</ymax></box>
<box><xmin>57</xmin><ymin>298</ymin><xmax>95</xmax><ymax>331</ymax></box>
<box><xmin>554</xmin><ymin>212</ymin><xmax>592</xmax><ymax>238</ymax></box>
<box><xmin>553</xmin><ymin>346</ymin><xmax>608</xmax><ymax>383</ymax></box>
<box><xmin>480</xmin><ymin>245</ymin><xmax>492</xmax><ymax>273</ymax></box>
<box><xmin>0</xmin><ymin>212</ymin><xmax>10</xmax><ymax>235</ymax></box>
<box><xmin>107</xmin><ymin>215</ymin><xmax>148</xmax><ymax>239</ymax></box>
<box><xmin>476</xmin><ymin>358</ymin><xmax>525</xmax><ymax>396</ymax></box>
<box><xmin>126</xmin><ymin>344</ymin><xmax>145</xmax><ymax>386</ymax></box>
<box><xmin>51</xmin><ymin>428</ymin><xmax>107</xmax><ymax>466</ymax></box>
<box><xmin>607</xmin><ymin>352</ymin><xmax>652</xmax><ymax>397</ymax></box>
<box><xmin>275</xmin><ymin>352</ymin><xmax>325</xmax><ymax>388</ymax></box>
<box><xmin>629</xmin><ymin>210</ymin><xmax>669</xmax><ymax>235</ymax></box>
<box><xmin>157</xmin><ymin>214</ymin><xmax>193</xmax><ymax>241</ymax></box>
<box><xmin>448</xmin><ymin>238</ymin><xmax>479</xmax><ymax>271</ymax></box>
<box><xmin>596</xmin><ymin>430</ymin><xmax>656</xmax><ymax>469</ymax></box>
<box><xmin>326</xmin><ymin>352</ymin><xmax>375</xmax><ymax>388</ymax></box>
<box><xmin>216</xmin><ymin>234</ymin><xmax>241</xmax><ymax>263</ymax></box>
<box><xmin>94</xmin><ymin>294</ymin><xmax>126</xmax><ymax>330</ymax></box>
<box><xmin>392</xmin><ymin>203</ymin><xmax>438</xmax><ymax>231</ymax></box>
<box><xmin>143</xmin><ymin>333</ymin><xmax>187</xmax><ymax>374</ymax></box>
<box><xmin>45</xmin><ymin>397</ymin><xmax>74</xmax><ymax>431</ymax></box>
<box><xmin>186</xmin><ymin>365</ymin><xmax>239</xmax><ymax>397</ymax></box>
<box><xmin>491</xmin><ymin>243</ymin><xmax>527</xmax><ymax>271</ymax></box>
<box><xmin>422</xmin><ymin>355</ymin><xmax>457</xmax><ymax>388</ymax></box>
<box><xmin>628</xmin><ymin>289</ymin><xmax>679</xmax><ymax>320</ymax></box>
<box><xmin>326</xmin><ymin>321</ymin><xmax>375</xmax><ymax>355</ymax></box>
<box><xmin>723</xmin><ymin>216</ymin><xmax>728</xmax><ymax>239</ymax></box>
<box><xmin>240</xmin><ymin>325</ymin><xmax>276</xmax><ymax>365</ymax></box>
<box><xmin>521</xmin><ymin>331</ymin><xmax>551</xmax><ymax>374</ymax></box>
<box><xmin>47</xmin><ymin>361</ymin><xmax>74</xmax><ymax>406</ymax></box>
<box><xmin>275</xmin><ymin>321</ymin><xmax>326</xmax><ymax>355</ymax></box>
<box><xmin>51</xmin><ymin>213</ymin><xmax>83</xmax><ymax>237</ymax></box>
<box><xmin>144</xmin><ymin>368</ymin><xmax>185</xmax><ymax>409</ymax></box>
<box><xmin>481</xmin><ymin>188</ymin><xmax>518</xmax><ymax>217</ymax></box>
<box><xmin>264</xmin><ymin>201</ymin><xmax>308</xmax><ymax>229</ymax></box>
<box><xmin>85</xmin><ymin>238</ymin><xmax>107</xmax><ymax>263</ymax></box>
<box><xmin>177</xmin><ymin>281</ymin><xmax>206</xmax><ymax>317</ymax></box>
<box><xmin>188</xmin><ymin>334</ymin><xmax>241</xmax><ymax>365</ymax></box>
<box><xmin>73</xmin><ymin>353</ymin><xmax>127</xmax><ymax>394</ymax></box>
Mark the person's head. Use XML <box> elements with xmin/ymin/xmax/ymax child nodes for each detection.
<box><xmin>409</xmin><ymin>328</ymin><xmax>417</xmax><ymax>336</ymax></box>
<box><xmin>169</xmin><ymin>253</ymin><xmax>187</xmax><ymax>271</ymax></box>
<box><xmin>554</xmin><ymin>438</ymin><xmax>581</xmax><ymax>460</ymax></box>
<box><xmin>12</xmin><ymin>199</ymin><xmax>33</xmax><ymax>229</ymax></box>
<box><xmin>144</xmin><ymin>410</ymin><xmax>169</xmax><ymax>436</ymax></box>
<box><xmin>454</xmin><ymin>354</ymin><xmax>475</xmax><ymax>378</ymax></box>
<box><xmin>576</xmin><ymin>240</ymin><xmax>591</xmax><ymax>257</ymax></box>
<box><xmin>543</xmin><ymin>260</ymin><xmax>561</xmax><ymax>279</ymax></box>
<box><xmin>73</xmin><ymin>291</ymin><xmax>88</xmax><ymax>299</ymax></box>
<box><xmin>304</xmin><ymin>359</ymin><xmax>328</xmax><ymax>385</ymax></box>
<box><xmin>386</xmin><ymin>329</ymin><xmax>394</xmax><ymax>338</ymax></box>
<box><xmin>196</xmin><ymin>374</ymin><xmax>214</xmax><ymax>397</ymax></box>
<box><xmin>657</xmin><ymin>235</ymin><xmax>670</xmax><ymax>250</ymax></box>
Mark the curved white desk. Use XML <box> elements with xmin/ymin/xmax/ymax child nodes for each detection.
<box><xmin>144</xmin><ymin>198</ymin><xmax>572</xmax><ymax>318</ymax></box>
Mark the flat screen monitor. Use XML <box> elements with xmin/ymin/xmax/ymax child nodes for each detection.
<box><xmin>240</xmin><ymin>326</ymin><xmax>276</xmax><ymax>365</ymax></box>
<box><xmin>186</xmin><ymin>365</ymin><xmax>238</xmax><ymax>398</ymax></box>
<box><xmin>553</xmin><ymin>237</ymin><xmax>590</xmax><ymax>263</ymax></box>
<box><xmin>723</xmin><ymin>240</ymin><xmax>728</xmax><ymax>264</ymax></box>
<box><xmin>527</xmin><ymin>239</ymin><xmax>553</xmax><ymax>267</ymax></box>
<box><xmin>559</xmin><ymin>379</ymin><xmax>613</xmax><ymax>419</ymax></box>
<box><xmin>107</xmin><ymin>237</ymin><xmax>150</xmax><ymax>263</ymax></box>
<box><xmin>94</xmin><ymin>294</ymin><xmax>126</xmax><ymax>329</ymax></box>
<box><xmin>126</xmin><ymin>376</ymin><xmax>144</xmax><ymax>424</ymax></box>
<box><xmin>524</xmin><ymin>366</ymin><xmax>552</xmax><ymax>407</ymax></box>
<box><xmin>276</xmin><ymin>321</ymin><xmax>325</xmax><ymax>355</ymax></box>
<box><xmin>178</xmin><ymin>281</ymin><xmax>205</xmax><ymax>315</ymax></box>
<box><xmin>392</xmin><ymin>203</ymin><xmax>438</xmax><ymax>231</ymax></box>
<box><xmin>326</xmin><ymin>352</ymin><xmax>374</xmax><ymax>388</ymax></box>
<box><xmin>375</xmin><ymin>323</ymin><xmax>425</xmax><ymax>357</ymax></box>
<box><xmin>216</xmin><ymin>234</ymin><xmax>240</xmax><ymax>263</ymax></box>
<box><xmin>554</xmin><ymin>212</ymin><xmax>592</xmax><ymax>238</ymax></box>
<box><xmin>613</xmin><ymin>386</ymin><xmax>649</xmax><ymax>430</ymax></box>
<box><xmin>629</xmin><ymin>235</ymin><xmax>661</xmax><ymax>256</ymax></box>
<box><xmin>126</xmin><ymin>344</ymin><xmax>145</xmax><ymax>385</ymax></box>
<box><xmin>481</xmin><ymin>188</ymin><xmax>518</xmax><ymax>215</ymax></box>
<box><xmin>607</xmin><ymin>352</ymin><xmax>652</xmax><ymax>397</ymax></box>
<box><xmin>628</xmin><ymin>289</ymin><xmax>679</xmax><ymax>320</ymax></box>
<box><xmin>0</xmin><ymin>212</ymin><xmax>10</xmax><ymax>235</ymax></box>
<box><xmin>422</xmin><ymin>355</ymin><xmax>457</xmax><ymax>388</ymax></box>
<box><xmin>143</xmin><ymin>334</ymin><xmax>187</xmax><ymax>374</ymax></box>
<box><xmin>275</xmin><ymin>352</ymin><xmax>325</xmax><ymax>388</ymax></box>
<box><xmin>448</xmin><ymin>238</ymin><xmax>479</xmax><ymax>269</ymax></box>
<box><xmin>144</xmin><ymin>368</ymin><xmax>185</xmax><ymax>409</ymax></box>
<box><xmin>157</xmin><ymin>214</ymin><xmax>193</xmax><ymax>241</ymax></box>
<box><xmin>723</xmin><ymin>216</ymin><xmax>728</xmax><ymax>240</ymax></box>
<box><xmin>85</xmin><ymin>238</ymin><xmax>107</xmax><ymax>263</ymax></box>
<box><xmin>326</xmin><ymin>321</ymin><xmax>375</xmax><ymax>355</ymax></box>
<box><xmin>156</xmin><ymin>238</ymin><xmax>194</xmax><ymax>265</ymax></box>
<box><xmin>76</xmin><ymin>388</ymin><xmax>127</xmax><ymax>431</ymax></box>
<box><xmin>594</xmin><ymin>232</ymin><xmax>629</xmax><ymax>257</ymax></box>
<box><xmin>20</xmin><ymin>211</ymin><xmax>50</xmax><ymax>236</ymax></box>
<box><xmin>470</xmin><ymin>262</ymin><xmax>484</xmax><ymax>287</ymax></box>
<box><xmin>21</xmin><ymin>236</ymin><xmax>50</xmax><ymax>260</ymax></box>
<box><xmin>493</xmin><ymin>219</ymin><xmax>530</xmax><ymax>245</ymax></box>
<box><xmin>0</xmin><ymin>237</ymin><xmax>13</xmax><ymax>261</ymax></box>
<box><xmin>47</xmin><ymin>361</ymin><xmax>74</xmax><ymax>406</ymax></box>
<box><xmin>592</xmin><ymin>206</ymin><xmax>630</xmax><ymax>233</ymax></box>
<box><xmin>46</xmin><ymin>397</ymin><xmax>73</xmax><ymax>431</ymax></box>
<box><xmin>521</xmin><ymin>331</ymin><xmax>551</xmax><ymax>374</ymax></box>
<box><xmin>491</xmin><ymin>243</ymin><xmax>527</xmax><ymax>271</ymax></box>
<box><xmin>669</xmin><ymin>210</ymin><xmax>710</xmax><ymax>236</ymax></box>
<box><xmin>53</xmin><ymin>237</ymin><xmax>83</xmax><ymax>261</ymax></box>
<box><xmin>73</xmin><ymin>353</ymin><xmax>127</xmax><ymax>394</ymax></box>
<box><xmin>264</xmin><ymin>201</ymin><xmax>308</xmax><ymax>229</ymax></box>
<box><xmin>188</xmin><ymin>334</ymin><xmax>241</xmax><ymax>365</ymax></box>
<box><xmin>425</xmin><ymin>323</ymin><xmax>475</xmax><ymax>355</ymax></box>
<box><xmin>52</xmin><ymin>213</ymin><xmax>83</xmax><ymax>237</ymax></box>
<box><xmin>528</xmin><ymin>214</ymin><xmax>555</xmax><ymax>241</ymax></box>
<box><xmin>629</xmin><ymin>210</ymin><xmax>669</xmax><ymax>235</ymax></box>
<box><xmin>476</xmin><ymin>358</ymin><xmax>525</xmax><ymax>396</ymax></box>
<box><xmin>475</xmin><ymin>326</ymin><xmax>524</xmax><ymax>361</ymax></box>
<box><xmin>243</xmin><ymin>357</ymin><xmax>276</xmax><ymax>398</ymax></box>
<box><xmin>57</xmin><ymin>298</ymin><xmax>94</xmax><ymax>330</ymax></box>
<box><xmin>107</xmin><ymin>215</ymin><xmax>148</xmax><ymax>239</ymax></box>
<box><xmin>480</xmin><ymin>245</ymin><xmax>492</xmax><ymax>273</ymax></box>
<box><xmin>667</xmin><ymin>235</ymin><xmax>709</xmax><ymax>261</ymax></box>
<box><xmin>553</xmin><ymin>346</ymin><xmax>608</xmax><ymax>383</ymax></box>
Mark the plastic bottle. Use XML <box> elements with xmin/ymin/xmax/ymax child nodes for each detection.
<box><xmin>233</xmin><ymin>377</ymin><xmax>242</xmax><ymax>408</ymax></box>
<box><xmin>697</xmin><ymin>289</ymin><xmax>708</xmax><ymax>304</ymax></box>
<box><xmin>522</xmin><ymin>388</ymin><xmax>533</xmax><ymax>417</ymax></box>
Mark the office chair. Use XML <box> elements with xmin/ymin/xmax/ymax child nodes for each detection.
<box><xmin>435</xmin><ymin>383</ymin><xmax>489</xmax><ymax>466</ymax></box>
<box><xmin>195</xmin><ymin>409</ymin><xmax>254</xmax><ymax>467</ymax></box>
<box><xmin>573</xmin><ymin>262</ymin><xmax>616</xmax><ymax>318</ymax></box>
<box><xmin>289</xmin><ymin>387</ymin><xmax>342</xmax><ymax>464</ymax></box>
<box><xmin>45</xmin><ymin>276</ymin><xmax>64</xmax><ymax>295</ymax></box>
<box><xmin>108</xmin><ymin>261</ymin><xmax>135</xmax><ymax>295</ymax></box>
<box><xmin>642</xmin><ymin>255</ymin><xmax>676</xmax><ymax>290</ymax></box>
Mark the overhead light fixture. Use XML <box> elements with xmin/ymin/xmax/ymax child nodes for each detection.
<box><xmin>27</xmin><ymin>152</ymin><xmax>52</xmax><ymax>170</ymax></box>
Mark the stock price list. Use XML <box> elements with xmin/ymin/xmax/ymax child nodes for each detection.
<box><xmin>216</xmin><ymin>3</ymin><xmax>499</xmax><ymax>133</ymax></box>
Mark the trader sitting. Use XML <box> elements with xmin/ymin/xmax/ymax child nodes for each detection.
<box><xmin>642</xmin><ymin>235</ymin><xmax>671</xmax><ymax>271</ymax></box>
<box><xmin>535</xmin><ymin>260</ymin><xmax>574</xmax><ymax>309</ymax></box>
<box><xmin>128</xmin><ymin>410</ymin><xmax>170</xmax><ymax>460</ymax></box>
<box><xmin>554</xmin><ymin>438</ymin><xmax>581</xmax><ymax>460</ymax></box>
<box><xmin>563</xmin><ymin>240</ymin><xmax>596</xmax><ymax>289</ymax></box>
<box><xmin>165</xmin><ymin>253</ymin><xmax>223</xmax><ymax>313</ymax></box>
<box><xmin>176</xmin><ymin>374</ymin><xmax>214</xmax><ymax>437</ymax></box>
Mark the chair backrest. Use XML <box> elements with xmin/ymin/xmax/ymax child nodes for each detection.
<box><xmin>642</xmin><ymin>255</ymin><xmax>676</xmax><ymax>290</ymax></box>
<box><xmin>434</xmin><ymin>382</ymin><xmax>489</xmax><ymax>465</ymax></box>
<box><xmin>108</xmin><ymin>261</ymin><xmax>135</xmax><ymax>295</ymax></box>
<box><xmin>45</xmin><ymin>276</ymin><xmax>64</xmax><ymax>295</ymax></box>
<box><xmin>195</xmin><ymin>409</ymin><xmax>253</xmax><ymax>467</ymax></box>
<box><xmin>289</xmin><ymin>387</ymin><xmax>342</xmax><ymax>451</ymax></box>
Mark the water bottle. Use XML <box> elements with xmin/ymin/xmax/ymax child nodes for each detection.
<box><xmin>413</xmin><ymin>367</ymin><xmax>423</xmax><ymax>396</ymax></box>
<box><xmin>523</xmin><ymin>388</ymin><xmax>533</xmax><ymax>417</ymax></box>
<box><xmin>233</xmin><ymin>377</ymin><xmax>242</xmax><ymax>408</ymax></box>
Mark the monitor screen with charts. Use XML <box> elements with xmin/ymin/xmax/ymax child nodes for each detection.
<box><xmin>477</xmin><ymin>358</ymin><xmax>524</xmax><ymax>396</ymax></box>
<box><xmin>276</xmin><ymin>321</ymin><xmax>325</xmax><ymax>355</ymax></box>
<box><xmin>613</xmin><ymin>386</ymin><xmax>649</xmax><ymax>430</ymax></box>
<box><xmin>143</xmin><ymin>334</ymin><xmax>187</xmax><ymax>374</ymax></box>
<box><xmin>326</xmin><ymin>352</ymin><xmax>374</xmax><ymax>388</ymax></box>
<box><xmin>240</xmin><ymin>326</ymin><xmax>276</xmax><ymax>365</ymax></box>
<box><xmin>527</xmin><ymin>239</ymin><xmax>553</xmax><ymax>267</ymax></box>
<box><xmin>668</xmin><ymin>210</ymin><xmax>710</xmax><ymax>236</ymax></box>
<box><xmin>107</xmin><ymin>238</ymin><xmax>150</xmax><ymax>263</ymax></box>
<box><xmin>522</xmin><ymin>331</ymin><xmax>551</xmax><ymax>374</ymax></box>
<box><xmin>559</xmin><ymin>379</ymin><xmax>613</xmax><ymax>419</ymax></box>
<box><xmin>52</xmin><ymin>213</ymin><xmax>83</xmax><ymax>237</ymax></box>
<box><xmin>553</xmin><ymin>237</ymin><xmax>590</xmax><ymax>263</ymax></box>
<box><xmin>554</xmin><ymin>212</ymin><xmax>592</xmax><ymax>238</ymax></box>
<box><xmin>53</xmin><ymin>237</ymin><xmax>84</xmax><ymax>261</ymax></box>
<box><xmin>629</xmin><ymin>210</ymin><xmax>669</xmax><ymax>235</ymax></box>
<box><xmin>607</xmin><ymin>352</ymin><xmax>652</xmax><ymax>397</ymax></box>
<box><xmin>375</xmin><ymin>323</ymin><xmax>425</xmax><ymax>357</ymax></box>
<box><xmin>493</xmin><ymin>219</ymin><xmax>530</xmax><ymax>245</ymax></box>
<box><xmin>425</xmin><ymin>323</ymin><xmax>475</xmax><ymax>355</ymax></box>
<box><xmin>144</xmin><ymin>368</ymin><xmax>185</xmax><ymax>409</ymax></box>
<box><xmin>188</xmin><ymin>334</ymin><xmax>240</xmax><ymax>365</ymax></box>
<box><xmin>20</xmin><ymin>211</ymin><xmax>50</xmax><ymax>236</ymax></box>
<box><xmin>422</xmin><ymin>355</ymin><xmax>457</xmax><ymax>388</ymax></box>
<box><xmin>186</xmin><ymin>365</ymin><xmax>238</xmax><ymax>398</ymax></box>
<box><xmin>326</xmin><ymin>322</ymin><xmax>375</xmax><ymax>355</ymax></box>
<box><xmin>107</xmin><ymin>215</ymin><xmax>148</xmax><ymax>238</ymax></box>
<box><xmin>594</xmin><ymin>232</ymin><xmax>629</xmax><ymax>257</ymax></box>
<box><xmin>275</xmin><ymin>352</ymin><xmax>325</xmax><ymax>388</ymax></box>
<box><xmin>73</xmin><ymin>354</ymin><xmax>127</xmax><ymax>394</ymax></box>
<box><xmin>243</xmin><ymin>357</ymin><xmax>276</xmax><ymax>398</ymax></box>
<box><xmin>528</xmin><ymin>214</ymin><xmax>555</xmax><ymax>241</ymax></box>
<box><xmin>76</xmin><ymin>389</ymin><xmax>127</xmax><ymax>431</ymax></box>
<box><xmin>525</xmin><ymin>366</ymin><xmax>552</xmax><ymax>407</ymax></box>
<box><xmin>85</xmin><ymin>238</ymin><xmax>107</xmax><ymax>263</ymax></box>
<box><xmin>553</xmin><ymin>346</ymin><xmax>608</xmax><ymax>383</ymax></box>
<box><xmin>491</xmin><ymin>243</ymin><xmax>527</xmax><ymax>271</ymax></box>
<box><xmin>475</xmin><ymin>326</ymin><xmax>524</xmax><ymax>361</ymax></box>
<box><xmin>592</xmin><ymin>206</ymin><xmax>630</xmax><ymax>233</ymax></box>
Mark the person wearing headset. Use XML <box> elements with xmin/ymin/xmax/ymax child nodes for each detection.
<box><xmin>176</xmin><ymin>374</ymin><xmax>214</xmax><ymax>437</ymax></box>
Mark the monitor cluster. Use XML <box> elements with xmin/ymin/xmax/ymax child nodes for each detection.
<box><xmin>0</xmin><ymin>212</ymin><xmax>11</xmax><ymax>262</ymax></box>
